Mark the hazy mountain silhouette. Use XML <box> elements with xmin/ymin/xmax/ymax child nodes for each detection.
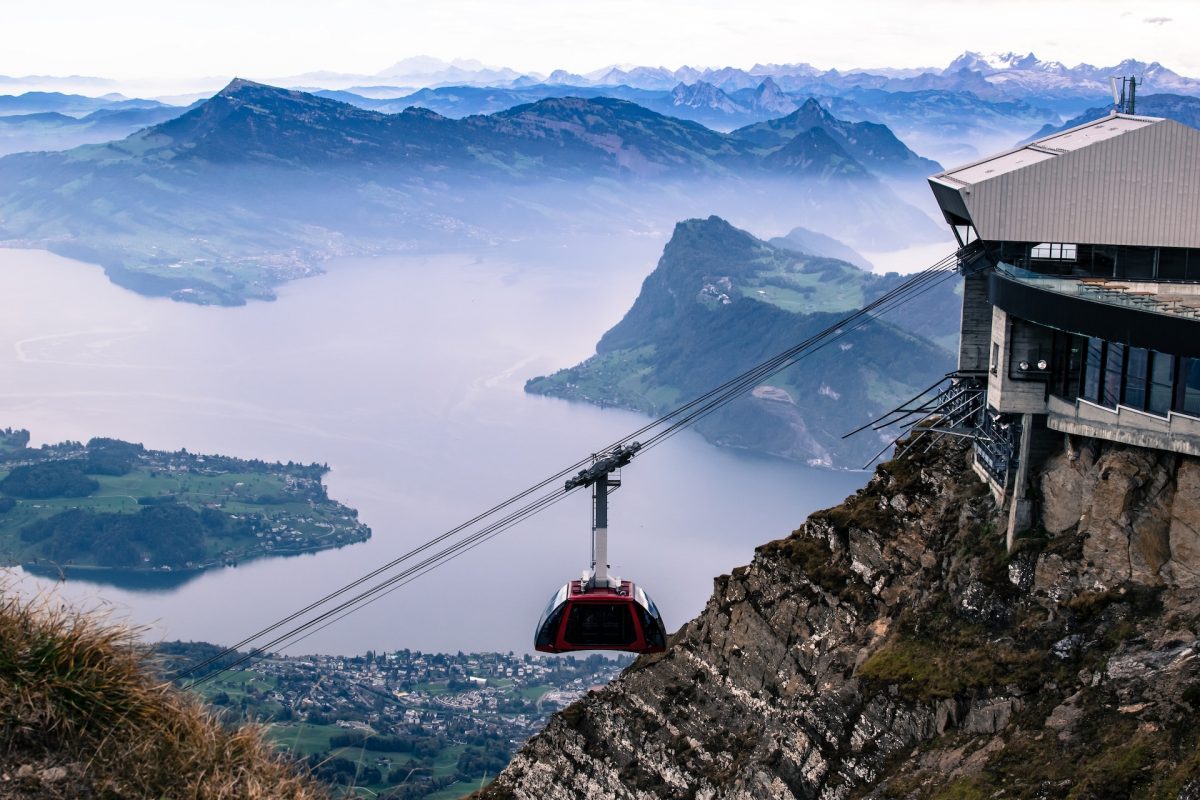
<box><xmin>0</xmin><ymin>80</ymin><xmax>943</xmax><ymax>304</ymax></box>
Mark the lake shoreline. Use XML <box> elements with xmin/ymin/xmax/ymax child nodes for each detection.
<box><xmin>17</xmin><ymin>535</ymin><xmax>370</xmax><ymax>590</ymax></box>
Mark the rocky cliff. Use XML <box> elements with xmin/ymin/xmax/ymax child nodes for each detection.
<box><xmin>479</xmin><ymin>436</ymin><xmax>1200</xmax><ymax>799</ymax></box>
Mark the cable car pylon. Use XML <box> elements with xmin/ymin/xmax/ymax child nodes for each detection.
<box><xmin>568</xmin><ymin>441</ymin><xmax>638</xmax><ymax>591</ymax></box>
<box><xmin>535</xmin><ymin>442</ymin><xmax>667</xmax><ymax>654</ymax></box>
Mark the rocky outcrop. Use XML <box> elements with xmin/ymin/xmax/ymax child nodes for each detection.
<box><xmin>1039</xmin><ymin>438</ymin><xmax>1200</xmax><ymax>590</ymax></box>
<box><xmin>479</xmin><ymin>437</ymin><xmax>1200</xmax><ymax>799</ymax></box>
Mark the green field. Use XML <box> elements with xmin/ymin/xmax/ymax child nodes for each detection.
<box><xmin>517</xmin><ymin>684</ymin><xmax>553</xmax><ymax>701</ymax></box>
<box><xmin>0</xmin><ymin>470</ymin><xmax>283</xmax><ymax>535</ymax></box>
<box><xmin>259</xmin><ymin>725</ymin><xmax>483</xmax><ymax>799</ymax></box>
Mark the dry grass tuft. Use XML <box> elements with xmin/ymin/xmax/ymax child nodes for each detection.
<box><xmin>0</xmin><ymin>587</ymin><xmax>327</xmax><ymax>799</ymax></box>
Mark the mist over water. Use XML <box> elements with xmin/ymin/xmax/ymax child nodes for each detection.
<box><xmin>0</xmin><ymin>244</ymin><xmax>865</xmax><ymax>655</ymax></box>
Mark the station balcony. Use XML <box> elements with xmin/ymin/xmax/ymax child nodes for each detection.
<box><xmin>979</xmin><ymin>256</ymin><xmax>1200</xmax><ymax>460</ymax></box>
<box><xmin>994</xmin><ymin>261</ymin><xmax>1200</xmax><ymax>323</ymax></box>
<box><xmin>1045</xmin><ymin>395</ymin><xmax>1200</xmax><ymax>457</ymax></box>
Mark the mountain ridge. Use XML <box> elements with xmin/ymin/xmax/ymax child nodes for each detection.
<box><xmin>323</xmin><ymin>51</ymin><xmax>1200</xmax><ymax>99</ymax></box>
<box><xmin>0</xmin><ymin>81</ymin><xmax>942</xmax><ymax>304</ymax></box>
<box><xmin>732</xmin><ymin>98</ymin><xmax>942</xmax><ymax>178</ymax></box>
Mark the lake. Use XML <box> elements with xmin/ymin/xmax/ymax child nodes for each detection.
<box><xmin>0</xmin><ymin>241</ymin><xmax>866</xmax><ymax>655</ymax></box>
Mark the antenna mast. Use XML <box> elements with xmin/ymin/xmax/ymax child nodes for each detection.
<box><xmin>1111</xmin><ymin>75</ymin><xmax>1140</xmax><ymax>115</ymax></box>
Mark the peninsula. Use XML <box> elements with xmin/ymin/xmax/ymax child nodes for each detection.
<box><xmin>0</xmin><ymin>427</ymin><xmax>369</xmax><ymax>576</ymax></box>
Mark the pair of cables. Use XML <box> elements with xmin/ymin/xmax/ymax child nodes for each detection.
<box><xmin>176</xmin><ymin>251</ymin><xmax>960</xmax><ymax>686</ymax></box>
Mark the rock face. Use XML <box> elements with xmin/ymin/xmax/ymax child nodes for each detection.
<box><xmin>1040</xmin><ymin>439</ymin><xmax>1200</xmax><ymax>590</ymax></box>
<box><xmin>479</xmin><ymin>437</ymin><xmax>1200</xmax><ymax>799</ymax></box>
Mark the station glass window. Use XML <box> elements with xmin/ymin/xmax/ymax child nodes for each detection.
<box><xmin>1031</xmin><ymin>243</ymin><xmax>1077</xmax><ymax>260</ymax></box>
<box><xmin>1092</xmin><ymin>246</ymin><xmax>1117</xmax><ymax>278</ymax></box>
<box><xmin>1148</xmin><ymin>352</ymin><xmax>1175</xmax><ymax>417</ymax></box>
<box><xmin>1083</xmin><ymin>338</ymin><xmax>1103</xmax><ymax>403</ymax></box>
<box><xmin>1102</xmin><ymin>343</ymin><xmax>1124</xmax><ymax>408</ymax></box>
<box><xmin>1123</xmin><ymin>348</ymin><xmax>1148</xmax><ymax>410</ymax></box>
<box><xmin>1183</xmin><ymin>358</ymin><xmax>1200</xmax><ymax>417</ymax></box>
<box><xmin>1158</xmin><ymin>249</ymin><xmax>1189</xmax><ymax>280</ymax></box>
<box><xmin>1116</xmin><ymin>247</ymin><xmax>1156</xmax><ymax>280</ymax></box>
<box><xmin>1053</xmin><ymin>333</ymin><xmax>1083</xmax><ymax>399</ymax></box>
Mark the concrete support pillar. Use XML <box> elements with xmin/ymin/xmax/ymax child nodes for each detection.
<box><xmin>1005</xmin><ymin>412</ymin><xmax>1035</xmax><ymax>552</ymax></box>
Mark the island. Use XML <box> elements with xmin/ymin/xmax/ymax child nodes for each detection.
<box><xmin>0</xmin><ymin>427</ymin><xmax>369</xmax><ymax>577</ymax></box>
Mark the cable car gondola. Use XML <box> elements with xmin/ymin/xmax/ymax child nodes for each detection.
<box><xmin>534</xmin><ymin>443</ymin><xmax>667</xmax><ymax>654</ymax></box>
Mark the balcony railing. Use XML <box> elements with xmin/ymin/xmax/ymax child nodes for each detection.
<box><xmin>1046</xmin><ymin>394</ymin><xmax>1200</xmax><ymax>457</ymax></box>
<box><xmin>995</xmin><ymin>262</ymin><xmax>1200</xmax><ymax>322</ymax></box>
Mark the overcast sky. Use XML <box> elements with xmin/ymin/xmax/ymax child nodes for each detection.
<box><xmin>2</xmin><ymin>0</ymin><xmax>1196</xmax><ymax>82</ymax></box>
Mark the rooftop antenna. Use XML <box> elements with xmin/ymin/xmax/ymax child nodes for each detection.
<box><xmin>1110</xmin><ymin>76</ymin><xmax>1140</xmax><ymax>115</ymax></box>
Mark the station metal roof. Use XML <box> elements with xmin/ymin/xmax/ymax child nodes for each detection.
<box><xmin>929</xmin><ymin>113</ymin><xmax>1200</xmax><ymax>249</ymax></box>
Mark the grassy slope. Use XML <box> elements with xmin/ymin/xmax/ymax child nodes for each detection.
<box><xmin>0</xmin><ymin>591</ymin><xmax>326</xmax><ymax>799</ymax></box>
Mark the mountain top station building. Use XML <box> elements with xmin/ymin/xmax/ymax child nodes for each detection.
<box><xmin>928</xmin><ymin>112</ymin><xmax>1200</xmax><ymax>549</ymax></box>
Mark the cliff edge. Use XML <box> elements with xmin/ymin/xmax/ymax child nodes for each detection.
<box><xmin>479</xmin><ymin>436</ymin><xmax>1200</xmax><ymax>799</ymax></box>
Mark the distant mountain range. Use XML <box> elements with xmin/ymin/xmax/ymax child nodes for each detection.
<box><xmin>768</xmin><ymin>226</ymin><xmax>872</xmax><ymax>271</ymax></box>
<box><xmin>303</xmin><ymin>82</ymin><xmax>1060</xmax><ymax>168</ymax></box>
<box><xmin>0</xmin><ymin>80</ymin><xmax>942</xmax><ymax>304</ymax></box>
<box><xmin>8</xmin><ymin>51</ymin><xmax>1193</xmax><ymax>102</ymax></box>
<box><xmin>730</xmin><ymin>99</ymin><xmax>941</xmax><ymax>179</ymax></box>
<box><xmin>525</xmin><ymin>216</ymin><xmax>958</xmax><ymax>467</ymax></box>
<box><xmin>0</xmin><ymin>91</ymin><xmax>167</xmax><ymax>116</ymax></box>
<box><xmin>4</xmin><ymin>50</ymin><xmax>1197</xmax><ymax>166</ymax></box>
<box><xmin>3</xmin><ymin>52</ymin><xmax>1192</xmax><ymax>305</ymax></box>
<box><xmin>285</xmin><ymin>50</ymin><xmax>1200</xmax><ymax>164</ymax></box>
<box><xmin>307</xmin><ymin>87</ymin><xmax>936</xmax><ymax>178</ymax></box>
<box><xmin>0</xmin><ymin>102</ymin><xmax>195</xmax><ymax>157</ymax></box>
<box><xmin>815</xmin><ymin>88</ymin><xmax>1059</xmax><ymax>163</ymax></box>
<box><xmin>285</xmin><ymin>52</ymin><xmax>1200</xmax><ymax>102</ymax></box>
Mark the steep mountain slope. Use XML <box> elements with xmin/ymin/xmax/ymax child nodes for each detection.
<box><xmin>767</xmin><ymin>226</ymin><xmax>872</xmax><ymax>270</ymax></box>
<box><xmin>316</xmin><ymin>78</ymin><xmax>1064</xmax><ymax>164</ymax></box>
<box><xmin>669</xmin><ymin>81</ymin><xmax>743</xmax><ymax>116</ymax></box>
<box><xmin>142</xmin><ymin>82</ymin><xmax>748</xmax><ymax>175</ymax></box>
<box><xmin>524</xmin><ymin>217</ymin><xmax>958</xmax><ymax>467</ymax></box>
<box><xmin>481</xmin><ymin>96</ymin><xmax>752</xmax><ymax>176</ymax></box>
<box><xmin>731</xmin><ymin>99</ymin><xmax>943</xmax><ymax>178</ymax></box>
<box><xmin>0</xmin><ymin>80</ymin><xmax>942</xmax><ymax>305</ymax></box>
<box><xmin>759</xmin><ymin>128</ymin><xmax>872</xmax><ymax>179</ymax></box>
<box><xmin>818</xmin><ymin>88</ymin><xmax>1059</xmax><ymax>163</ymax></box>
<box><xmin>479</xmin><ymin>436</ymin><xmax>1200</xmax><ymax>799</ymax></box>
<box><xmin>750</xmin><ymin>77</ymin><xmax>799</xmax><ymax>116</ymax></box>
